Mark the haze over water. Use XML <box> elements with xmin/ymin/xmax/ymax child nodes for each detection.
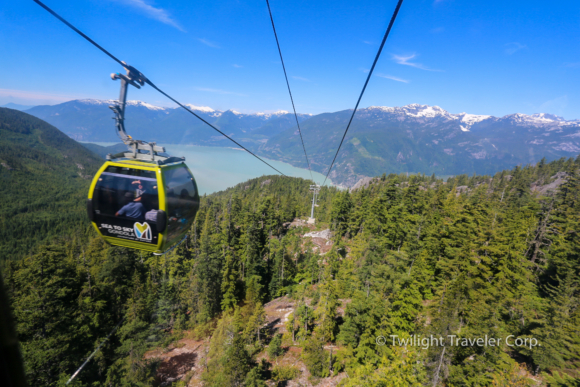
<box><xmin>88</xmin><ymin>143</ymin><xmax>330</xmax><ymax>196</ymax></box>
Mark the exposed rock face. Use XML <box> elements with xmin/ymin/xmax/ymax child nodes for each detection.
<box><xmin>263</xmin><ymin>296</ymin><xmax>296</xmax><ymax>334</ymax></box>
<box><xmin>350</xmin><ymin>176</ymin><xmax>374</xmax><ymax>192</ymax></box>
<box><xmin>144</xmin><ymin>339</ymin><xmax>207</xmax><ymax>386</ymax></box>
<box><xmin>303</xmin><ymin>229</ymin><xmax>334</xmax><ymax>255</ymax></box>
<box><xmin>304</xmin><ymin>229</ymin><xmax>333</xmax><ymax>240</ymax></box>
<box><xmin>287</xmin><ymin>218</ymin><xmax>311</xmax><ymax>229</ymax></box>
<box><xmin>455</xmin><ymin>185</ymin><xmax>469</xmax><ymax>196</ymax></box>
<box><xmin>532</xmin><ymin>172</ymin><xmax>568</xmax><ymax>195</ymax></box>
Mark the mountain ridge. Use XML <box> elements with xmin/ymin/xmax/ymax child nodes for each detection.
<box><xmin>26</xmin><ymin>98</ymin><xmax>579</xmax><ymax>123</ymax></box>
<box><xmin>0</xmin><ymin>107</ymin><xmax>103</xmax><ymax>258</ymax></box>
<box><xmin>25</xmin><ymin>99</ymin><xmax>312</xmax><ymax>145</ymax></box>
<box><xmin>22</xmin><ymin>100</ymin><xmax>580</xmax><ymax>186</ymax></box>
<box><xmin>259</xmin><ymin>104</ymin><xmax>580</xmax><ymax>185</ymax></box>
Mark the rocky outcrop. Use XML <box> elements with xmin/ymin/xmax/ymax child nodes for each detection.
<box><xmin>350</xmin><ymin>176</ymin><xmax>375</xmax><ymax>191</ymax></box>
<box><xmin>532</xmin><ymin>172</ymin><xmax>568</xmax><ymax>195</ymax></box>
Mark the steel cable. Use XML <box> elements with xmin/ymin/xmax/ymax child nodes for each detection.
<box><xmin>265</xmin><ymin>0</ymin><xmax>313</xmax><ymax>181</ymax></box>
<box><xmin>322</xmin><ymin>0</ymin><xmax>404</xmax><ymax>186</ymax></box>
<box><xmin>33</xmin><ymin>0</ymin><xmax>288</xmax><ymax>177</ymax></box>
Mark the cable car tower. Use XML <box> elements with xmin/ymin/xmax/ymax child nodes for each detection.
<box><xmin>308</xmin><ymin>184</ymin><xmax>320</xmax><ymax>224</ymax></box>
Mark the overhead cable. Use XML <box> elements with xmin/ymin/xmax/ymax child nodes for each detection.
<box><xmin>265</xmin><ymin>0</ymin><xmax>313</xmax><ymax>182</ymax></box>
<box><xmin>66</xmin><ymin>319</ymin><xmax>124</xmax><ymax>384</ymax></box>
<box><xmin>323</xmin><ymin>0</ymin><xmax>404</xmax><ymax>186</ymax></box>
<box><xmin>33</xmin><ymin>0</ymin><xmax>288</xmax><ymax>177</ymax></box>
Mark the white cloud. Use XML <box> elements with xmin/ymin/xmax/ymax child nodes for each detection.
<box><xmin>116</xmin><ymin>0</ymin><xmax>184</xmax><ymax>32</ymax></box>
<box><xmin>377</xmin><ymin>74</ymin><xmax>409</xmax><ymax>83</ymax></box>
<box><xmin>504</xmin><ymin>42</ymin><xmax>527</xmax><ymax>55</ymax></box>
<box><xmin>363</xmin><ymin>40</ymin><xmax>373</xmax><ymax>45</ymax></box>
<box><xmin>292</xmin><ymin>76</ymin><xmax>310</xmax><ymax>82</ymax></box>
<box><xmin>392</xmin><ymin>53</ymin><xmax>442</xmax><ymax>71</ymax></box>
<box><xmin>195</xmin><ymin>87</ymin><xmax>247</xmax><ymax>97</ymax></box>
<box><xmin>232</xmin><ymin>64</ymin><xmax>243</xmax><ymax>68</ymax></box>
<box><xmin>198</xmin><ymin>38</ymin><xmax>220</xmax><ymax>48</ymax></box>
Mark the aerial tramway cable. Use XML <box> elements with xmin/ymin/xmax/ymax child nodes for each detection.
<box><xmin>322</xmin><ymin>0</ymin><xmax>404</xmax><ymax>186</ymax></box>
<box><xmin>65</xmin><ymin>318</ymin><xmax>124</xmax><ymax>385</ymax></box>
<box><xmin>33</xmin><ymin>0</ymin><xmax>288</xmax><ymax>178</ymax></box>
<box><xmin>265</xmin><ymin>0</ymin><xmax>314</xmax><ymax>182</ymax></box>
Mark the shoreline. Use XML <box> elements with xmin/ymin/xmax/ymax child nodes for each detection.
<box><xmin>78</xmin><ymin>141</ymin><xmax>334</xmax><ymax>189</ymax></box>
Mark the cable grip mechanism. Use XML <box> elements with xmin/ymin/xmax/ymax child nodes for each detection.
<box><xmin>107</xmin><ymin>63</ymin><xmax>184</xmax><ymax>165</ymax></box>
<box><xmin>109</xmin><ymin>62</ymin><xmax>147</xmax><ymax>142</ymax></box>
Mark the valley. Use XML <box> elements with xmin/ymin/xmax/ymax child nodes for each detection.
<box><xmin>1</xmin><ymin>107</ymin><xmax>579</xmax><ymax>387</ymax></box>
<box><xmin>4</xmin><ymin>0</ymin><xmax>580</xmax><ymax>385</ymax></box>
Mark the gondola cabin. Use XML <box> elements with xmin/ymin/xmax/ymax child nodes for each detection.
<box><xmin>87</xmin><ymin>159</ymin><xmax>199</xmax><ymax>254</ymax></box>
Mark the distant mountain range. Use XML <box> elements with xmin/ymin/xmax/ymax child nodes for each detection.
<box><xmin>0</xmin><ymin>103</ymin><xmax>36</xmax><ymax>111</ymax></box>
<box><xmin>25</xmin><ymin>99</ymin><xmax>311</xmax><ymax>146</ymax></box>
<box><xmin>20</xmin><ymin>99</ymin><xmax>580</xmax><ymax>186</ymax></box>
<box><xmin>261</xmin><ymin>104</ymin><xmax>580</xmax><ymax>185</ymax></box>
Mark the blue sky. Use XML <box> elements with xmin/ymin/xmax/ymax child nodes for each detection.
<box><xmin>1</xmin><ymin>0</ymin><xmax>579</xmax><ymax>119</ymax></box>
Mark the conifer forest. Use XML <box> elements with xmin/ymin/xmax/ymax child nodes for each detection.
<box><xmin>3</xmin><ymin>157</ymin><xmax>580</xmax><ymax>386</ymax></box>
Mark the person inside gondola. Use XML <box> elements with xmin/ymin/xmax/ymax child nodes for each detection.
<box><xmin>132</xmin><ymin>180</ymin><xmax>147</xmax><ymax>201</ymax></box>
<box><xmin>116</xmin><ymin>192</ymin><xmax>146</xmax><ymax>220</ymax></box>
<box><xmin>145</xmin><ymin>196</ymin><xmax>159</xmax><ymax>223</ymax></box>
<box><xmin>132</xmin><ymin>180</ymin><xmax>157</xmax><ymax>200</ymax></box>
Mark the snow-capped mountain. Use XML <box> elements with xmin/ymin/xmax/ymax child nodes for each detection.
<box><xmin>184</xmin><ymin>104</ymin><xmax>215</xmax><ymax>113</ymax></box>
<box><xmin>499</xmin><ymin>112</ymin><xmax>580</xmax><ymax>130</ymax></box>
<box><xmin>21</xmin><ymin>99</ymin><xmax>580</xmax><ymax>186</ymax></box>
<box><xmin>363</xmin><ymin>104</ymin><xmax>494</xmax><ymax>132</ymax></box>
<box><xmin>24</xmin><ymin>99</ymin><xmax>312</xmax><ymax>143</ymax></box>
<box><xmin>363</xmin><ymin>104</ymin><xmax>578</xmax><ymax>131</ymax></box>
<box><xmin>76</xmin><ymin>99</ymin><xmax>176</xmax><ymax>112</ymax></box>
<box><xmin>260</xmin><ymin>104</ymin><xmax>580</xmax><ymax>186</ymax></box>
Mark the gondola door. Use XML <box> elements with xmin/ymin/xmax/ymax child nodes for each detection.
<box><xmin>157</xmin><ymin>164</ymin><xmax>200</xmax><ymax>251</ymax></box>
<box><xmin>88</xmin><ymin>161</ymin><xmax>166</xmax><ymax>252</ymax></box>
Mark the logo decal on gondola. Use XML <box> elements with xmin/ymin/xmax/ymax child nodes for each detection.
<box><xmin>134</xmin><ymin>222</ymin><xmax>152</xmax><ymax>241</ymax></box>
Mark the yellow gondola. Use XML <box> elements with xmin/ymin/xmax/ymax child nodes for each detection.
<box><xmin>87</xmin><ymin>159</ymin><xmax>199</xmax><ymax>254</ymax></box>
<box><xmin>86</xmin><ymin>65</ymin><xmax>199</xmax><ymax>254</ymax></box>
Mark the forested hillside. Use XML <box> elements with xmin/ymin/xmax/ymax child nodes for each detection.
<box><xmin>5</xmin><ymin>156</ymin><xmax>580</xmax><ymax>386</ymax></box>
<box><xmin>0</xmin><ymin>108</ymin><xmax>102</xmax><ymax>259</ymax></box>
